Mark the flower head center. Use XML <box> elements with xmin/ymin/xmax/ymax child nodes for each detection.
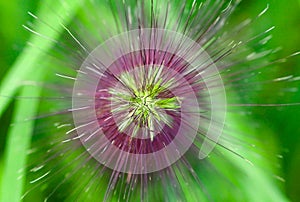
<box><xmin>130</xmin><ymin>88</ymin><xmax>178</xmax><ymax>127</ymax></box>
<box><xmin>109</xmin><ymin>66</ymin><xmax>180</xmax><ymax>140</ymax></box>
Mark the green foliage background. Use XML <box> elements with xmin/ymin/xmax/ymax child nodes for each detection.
<box><xmin>0</xmin><ymin>0</ymin><xmax>299</xmax><ymax>201</ymax></box>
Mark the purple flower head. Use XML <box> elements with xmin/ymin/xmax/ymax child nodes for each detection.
<box><xmin>72</xmin><ymin>29</ymin><xmax>226</xmax><ymax>174</ymax></box>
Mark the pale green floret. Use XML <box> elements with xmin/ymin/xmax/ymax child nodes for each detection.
<box><xmin>109</xmin><ymin>66</ymin><xmax>180</xmax><ymax>141</ymax></box>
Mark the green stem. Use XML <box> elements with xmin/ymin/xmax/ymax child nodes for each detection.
<box><xmin>0</xmin><ymin>83</ymin><xmax>42</xmax><ymax>202</ymax></box>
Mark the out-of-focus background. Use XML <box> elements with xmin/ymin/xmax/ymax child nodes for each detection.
<box><xmin>0</xmin><ymin>0</ymin><xmax>299</xmax><ymax>201</ymax></box>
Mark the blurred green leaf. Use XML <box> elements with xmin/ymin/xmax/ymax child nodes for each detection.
<box><xmin>0</xmin><ymin>74</ymin><xmax>43</xmax><ymax>202</ymax></box>
<box><xmin>0</xmin><ymin>0</ymin><xmax>84</xmax><ymax>201</ymax></box>
<box><xmin>0</xmin><ymin>0</ymin><xmax>83</xmax><ymax>118</ymax></box>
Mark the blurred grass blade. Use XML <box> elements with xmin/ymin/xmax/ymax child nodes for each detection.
<box><xmin>0</xmin><ymin>0</ymin><xmax>83</xmax><ymax>117</ymax></box>
<box><xmin>0</xmin><ymin>77</ymin><xmax>43</xmax><ymax>202</ymax></box>
<box><xmin>0</xmin><ymin>0</ymin><xmax>84</xmax><ymax>201</ymax></box>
